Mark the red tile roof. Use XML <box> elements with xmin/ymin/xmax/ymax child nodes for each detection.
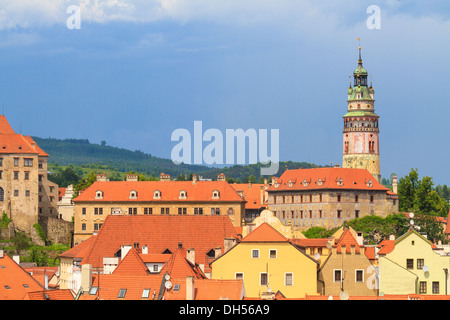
<box><xmin>0</xmin><ymin>116</ymin><xmax>49</xmax><ymax>156</ymax></box>
<box><xmin>62</xmin><ymin>215</ymin><xmax>238</xmax><ymax>269</ymax></box>
<box><xmin>59</xmin><ymin>233</ymin><xmax>97</xmax><ymax>259</ymax></box>
<box><xmin>268</xmin><ymin>167</ymin><xmax>389</xmax><ymax>192</ymax></box>
<box><xmin>73</xmin><ymin>180</ymin><xmax>245</xmax><ymax>203</ymax></box>
<box><xmin>164</xmin><ymin>278</ymin><xmax>244</xmax><ymax>300</ymax></box>
<box><xmin>230</xmin><ymin>183</ymin><xmax>267</xmax><ymax>209</ymax></box>
<box><xmin>376</xmin><ymin>239</ymin><xmax>395</xmax><ymax>255</ymax></box>
<box><xmin>333</xmin><ymin>228</ymin><xmax>361</xmax><ymax>253</ymax></box>
<box><xmin>290</xmin><ymin>238</ymin><xmax>330</xmax><ymax>247</ymax></box>
<box><xmin>23</xmin><ymin>289</ymin><xmax>74</xmax><ymax>300</ymax></box>
<box><xmin>240</xmin><ymin>223</ymin><xmax>289</xmax><ymax>243</ymax></box>
<box><xmin>0</xmin><ymin>252</ymin><xmax>44</xmax><ymax>300</ymax></box>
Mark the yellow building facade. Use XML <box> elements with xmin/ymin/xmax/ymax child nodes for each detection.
<box><xmin>211</xmin><ymin>223</ymin><xmax>319</xmax><ymax>299</ymax></box>
<box><xmin>379</xmin><ymin>229</ymin><xmax>450</xmax><ymax>295</ymax></box>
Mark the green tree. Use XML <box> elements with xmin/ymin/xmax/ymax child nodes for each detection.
<box><xmin>398</xmin><ymin>168</ymin><xmax>420</xmax><ymax>212</ymax></box>
<box><xmin>73</xmin><ymin>171</ymin><xmax>97</xmax><ymax>198</ymax></box>
<box><xmin>413</xmin><ymin>211</ymin><xmax>445</xmax><ymax>243</ymax></box>
<box><xmin>12</xmin><ymin>232</ymin><xmax>29</xmax><ymax>255</ymax></box>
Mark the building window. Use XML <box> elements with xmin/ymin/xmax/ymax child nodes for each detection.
<box><xmin>25</xmin><ymin>190</ymin><xmax>30</xmax><ymax>197</ymax></box>
<box><xmin>94</xmin><ymin>208</ymin><xmax>103</xmax><ymax>215</ymax></box>
<box><xmin>14</xmin><ymin>171</ymin><xmax>19</xmax><ymax>180</ymax></box>
<box><xmin>118</xmin><ymin>289</ymin><xmax>127</xmax><ymax>299</ymax></box>
<box><xmin>178</xmin><ymin>207</ymin><xmax>187</xmax><ymax>215</ymax></box>
<box><xmin>406</xmin><ymin>259</ymin><xmax>414</xmax><ymax>269</ymax></box>
<box><xmin>179</xmin><ymin>191</ymin><xmax>187</xmax><ymax>199</ymax></box>
<box><xmin>269</xmin><ymin>249</ymin><xmax>277</xmax><ymax>259</ymax></box>
<box><xmin>355</xmin><ymin>210</ymin><xmax>360</xmax><ymax>218</ymax></box>
<box><xmin>94</xmin><ymin>223</ymin><xmax>102</xmax><ymax>231</ymax></box>
<box><xmin>38</xmin><ymin>175</ymin><xmax>43</xmax><ymax>182</ymax></box>
<box><xmin>0</xmin><ymin>171</ymin><xmax>2</xmax><ymax>180</ymax></box>
<box><xmin>38</xmin><ymin>161</ymin><xmax>43</xmax><ymax>169</ymax></box>
<box><xmin>24</xmin><ymin>158</ymin><xmax>33</xmax><ymax>167</ymax></box>
<box><xmin>212</xmin><ymin>191</ymin><xmax>220</xmax><ymax>199</ymax></box>
<box><xmin>0</xmin><ymin>187</ymin><xmax>4</xmax><ymax>201</ymax></box>
<box><xmin>24</xmin><ymin>172</ymin><xmax>29</xmax><ymax>180</ymax></box>
<box><xmin>129</xmin><ymin>191</ymin><xmax>137</xmax><ymax>199</ymax></box>
<box><xmin>260</xmin><ymin>273</ymin><xmax>268</xmax><ymax>286</ymax></box>
<box><xmin>285</xmin><ymin>273</ymin><xmax>293</xmax><ymax>286</ymax></box>
<box><xmin>433</xmin><ymin>282</ymin><xmax>440</xmax><ymax>294</ymax></box>
<box><xmin>0</xmin><ymin>158</ymin><xmax>2</xmax><ymax>166</ymax></box>
<box><xmin>334</xmin><ymin>270</ymin><xmax>342</xmax><ymax>282</ymax></box>
<box><xmin>144</xmin><ymin>208</ymin><xmax>153</xmax><ymax>215</ymax></box>
<box><xmin>95</xmin><ymin>191</ymin><xmax>103</xmax><ymax>199</ymax></box>
<box><xmin>161</xmin><ymin>208</ymin><xmax>169</xmax><ymax>215</ymax></box>
<box><xmin>142</xmin><ymin>289</ymin><xmax>150</xmax><ymax>299</ymax></box>
<box><xmin>417</xmin><ymin>259</ymin><xmax>424</xmax><ymax>270</ymax></box>
<box><xmin>14</xmin><ymin>190</ymin><xmax>19</xmax><ymax>197</ymax></box>
<box><xmin>419</xmin><ymin>281</ymin><xmax>427</xmax><ymax>294</ymax></box>
<box><xmin>370</xmin><ymin>195</ymin><xmax>374</xmax><ymax>203</ymax></box>
<box><xmin>337</xmin><ymin>194</ymin><xmax>341</xmax><ymax>202</ymax></box>
<box><xmin>194</xmin><ymin>207</ymin><xmax>203</xmax><ymax>215</ymax></box>
<box><xmin>211</xmin><ymin>207</ymin><xmax>220</xmax><ymax>215</ymax></box>
<box><xmin>14</xmin><ymin>158</ymin><xmax>19</xmax><ymax>166</ymax></box>
<box><xmin>81</xmin><ymin>223</ymin><xmax>86</xmax><ymax>231</ymax></box>
<box><xmin>337</xmin><ymin>210</ymin><xmax>342</xmax><ymax>218</ymax></box>
<box><xmin>355</xmin><ymin>270</ymin><xmax>364</xmax><ymax>282</ymax></box>
<box><xmin>235</xmin><ymin>273</ymin><xmax>244</xmax><ymax>280</ymax></box>
<box><xmin>355</xmin><ymin>195</ymin><xmax>359</xmax><ymax>203</ymax></box>
<box><xmin>252</xmin><ymin>249</ymin><xmax>259</xmax><ymax>259</ymax></box>
<box><xmin>153</xmin><ymin>190</ymin><xmax>161</xmax><ymax>199</ymax></box>
<box><xmin>82</xmin><ymin>208</ymin><xmax>86</xmax><ymax>215</ymax></box>
<box><xmin>128</xmin><ymin>207</ymin><xmax>137</xmax><ymax>215</ymax></box>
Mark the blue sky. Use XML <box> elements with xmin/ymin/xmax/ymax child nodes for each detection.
<box><xmin>1</xmin><ymin>0</ymin><xmax>450</xmax><ymax>185</ymax></box>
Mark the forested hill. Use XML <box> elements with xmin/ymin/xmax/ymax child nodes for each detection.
<box><xmin>32</xmin><ymin>136</ymin><xmax>322</xmax><ymax>181</ymax></box>
<box><xmin>32</xmin><ymin>137</ymin><xmax>212</xmax><ymax>177</ymax></box>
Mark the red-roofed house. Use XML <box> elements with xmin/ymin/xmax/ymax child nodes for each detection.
<box><xmin>0</xmin><ymin>115</ymin><xmax>60</xmax><ymax>234</ymax></box>
<box><xmin>72</xmin><ymin>175</ymin><xmax>246</xmax><ymax>243</ymax></box>
<box><xmin>267</xmin><ymin>167</ymin><xmax>399</xmax><ymax>230</ymax></box>
<box><xmin>318</xmin><ymin>227</ymin><xmax>378</xmax><ymax>297</ymax></box>
<box><xmin>59</xmin><ymin>214</ymin><xmax>239</xmax><ymax>292</ymax></box>
<box><xmin>211</xmin><ymin>223</ymin><xmax>319</xmax><ymax>299</ymax></box>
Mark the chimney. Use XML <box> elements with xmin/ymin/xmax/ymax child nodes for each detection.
<box><xmin>13</xmin><ymin>255</ymin><xmax>20</xmax><ymax>265</ymax></box>
<box><xmin>44</xmin><ymin>274</ymin><xmax>48</xmax><ymax>290</ymax></box>
<box><xmin>392</xmin><ymin>175</ymin><xmax>398</xmax><ymax>194</ymax></box>
<box><xmin>214</xmin><ymin>247</ymin><xmax>222</xmax><ymax>259</ymax></box>
<box><xmin>121</xmin><ymin>245</ymin><xmax>132</xmax><ymax>260</ymax></box>
<box><xmin>271</xmin><ymin>176</ymin><xmax>277</xmax><ymax>186</ymax></box>
<box><xmin>389</xmin><ymin>235</ymin><xmax>395</xmax><ymax>241</ymax></box>
<box><xmin>186</xmin><ymin>248</ymin><xmax>195</xmax><ymax>265</ymax></box>
<box><xmin>217</xmin><ymin>173</ymin><xmax>226</xmax><ymax>181</ymax></box>
<box><xmin>0</xmin><ymin>250</ymin><xmax>3</xmax><ymax>258</ymax></box>
<box><xmin>96</xmin><ymin>172</ymin><xmax>107</xmax><ymax>182</ymax></box>
<box><xmin>260</xmin><ymin>186</ymin><xmax>265</xmax><ymax>206</ymax></box>
<box><xmin>356</xmin><ymin>232</ymin><xmax>364</xmax><ymax>246</ymax></box>
<box><xmin>192</xmin><ymin>174</ymin><xmax>198</xmax><ymax>184</ymax></box>
<box><xmin>142</xmin><ymin>245</ymin><xmax>148</xmax><ymax>254</ymax></box>
<box><xmin>186</xmin><ymin>276</ymin><xmax>195</xmax><ymax>300</ymax></box>
<box><xmin>126</xmin><ymin>173</ymin><xmax>138</xmax><ymax>182</ymax></box>
<box><xmin>224</xmin><ymin>238</ymin><xmax>236</xmax><ymax>253</ymax></box>
<box><xmin>248</xmin><ymin>182</ymin><xmax>252</xmax><ymax>188</ymax></box>
<box><xmin>178</xmin><ymin>242</ymin><xmax>183</xmax><ymax>249</ymax></box>
<box><xmin>81</xmin><ymin>264</ymin><xmax>92</xmax><ymax>293</ymax></box>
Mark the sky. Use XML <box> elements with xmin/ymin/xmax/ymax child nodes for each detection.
<box><xmin>0</xmin><ymin>0</ymin><xmax>450</xmax><ymax>185</ymax></box>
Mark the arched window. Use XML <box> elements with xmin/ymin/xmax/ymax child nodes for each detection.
<box><xmin>0</xmin><ymin>187</ymin><xmax>4</xmax><ymax>201</ymax></box>
<box><xmin>212</xmin><ymin>190</ymin><xmax>220</xmax><ymax>199</ymax></box>
<box><xmin>95</xmin><ymin>190</ymin><xmax>103</xmax><ymax>199</ymax></box>
<box><xmin>179</xmin><ymin>190</ymin><xmax>187</xmax><ymax>199</ymax></box>
<box><xmin>154</xmin><ymin>190</ymin><xmax>161</xmax><ymax>199</ymax></box>
<box><xmin>129</xmin><ymin>190</ymin><xmax>138</xmax><ymax>199</ymax></box>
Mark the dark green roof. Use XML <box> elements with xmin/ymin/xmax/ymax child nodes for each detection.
<box><xmin>343</xmin><ymin>111</ymin><xmax>379</xmax><ymax>118</ymax></box>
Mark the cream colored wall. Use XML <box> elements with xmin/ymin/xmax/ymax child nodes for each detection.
<box><xmin>379</xmin><ymin>232</ymin><xmax>450</xmax><ymax>295</ymax></box>
<box><xmin>211</xmin><ymin>242</ymin><xmax>318</xmax><ymax>298</ymax></box>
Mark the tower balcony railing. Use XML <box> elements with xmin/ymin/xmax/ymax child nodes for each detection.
<box><xmin>343</xmin><ymin>127</ymin><xmax>379</xmax><ymax>133</ymax></box>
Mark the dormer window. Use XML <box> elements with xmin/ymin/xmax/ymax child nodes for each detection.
<box><xmin>366</xmin><ymin>180</ymin><xmax>373</xmax><ymax>188</ymax></box>
<box><xmin>212</xmin><ymin>190</ymin><xmax>220</xmax><ymax>199</ymax></box>
<box><xmin>153</xmin><ymin>190</ymin><xmax>161</xmax><ymax>199</ymax></box>
<box><xmin>288</xmin><ymin>180</ymin><xmax>293</xmax><ymax>187</ymax></box>
<box><xmin>317</xmin><ymin>178</ymin><xmax>324</xmax><ymax>186</ymax></box>
<box><xmin>129</xmin><ymin>190</ymin><xmax>138</xmax><ymax>199</ymax></box>
<box><xmin>302</xmin><ymin>179</ymin><xmax>309</xmax><ymax>187</ymax></box>
<box><xmin>336</xmin><ymin>178</ymin><xmax>344</xmax><ymax>187</ymax></box>
<box><xmin>95</xmin><ymin>190</ymin><xmax>103</xmax><ymax>199</ymax></box>
<box><xmin>179</xmin><ymin>190</ymin><xmax>187</xmax><ymax>199</ymax></box>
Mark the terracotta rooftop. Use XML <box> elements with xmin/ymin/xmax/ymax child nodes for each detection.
<box><xmin>240</xmin><ymin>223</ymin><xmax>289</xmax><ymax>243</ymax></box>
<box><xmin>0</xmin><ymin>252</ymin><xmax>44</xmax><ymax>300</ymax></box>
<box><xmin>290</xmin><ymin>238</ymin><xmax>330</xmax><ymax>247</ymax></box>
<box><xmin>164</xmin><ymin>278</ymin><xmax>244</xmax><ymax>300</ymax></box>
<box><xmin>230</xmin><ymin>183</ymin><xmax>267</xmax><ymax>209</ymax></box>
<box><xmin>0</xmin><ymin>116</ymin><xmax>49</xmax><ymax>156</ymax></box>
<box><xmin>23</xmin><ymin>289</ymin><xmax>74</xmax><ymax>300</ymax></box>
<box><xmin>333</xmin><ymin>228</ymin><xmax>361</xmax><ymax>253</ymax></box>
<box><xmin>73</xmin><ymin>180</ymin><xmax>245</xmax><ymax>203</ymax></box>
<box><xmin>61</xmin><ymin>215</ymin><xmax>238</xmax><ymax>269</ymax></box>
<box><xmin>268</xmin><ymin>167</ymin><xmax>390</xmax><ymax>192</ymax></box>
<box><xmin>377</xmin><ymin>239</ymin><xmax>396</xmax><ymax>255</ymax></box>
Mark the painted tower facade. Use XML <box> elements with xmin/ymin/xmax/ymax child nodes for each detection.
<box><xmin>342</xmin><ymin>47</ymin><xmax>381</xmax><ymax>182</ymax></box>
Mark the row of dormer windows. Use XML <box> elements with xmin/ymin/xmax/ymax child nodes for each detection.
<box><xmin>95</xmin><ymin>190</ymin><xmax>221</xmax><ymax>200</ymax></box>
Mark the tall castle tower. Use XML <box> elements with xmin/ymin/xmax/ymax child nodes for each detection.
<box><xmin>342</xmin><ymin>46</ymin><xmax>381</xmax><ymax>182</ymax></box>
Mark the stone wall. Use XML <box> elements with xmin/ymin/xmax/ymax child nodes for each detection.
<box><xmin>38</xmin><ymin>216</ymin><xmax>73</xmax><ymax>245</ymax></box>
